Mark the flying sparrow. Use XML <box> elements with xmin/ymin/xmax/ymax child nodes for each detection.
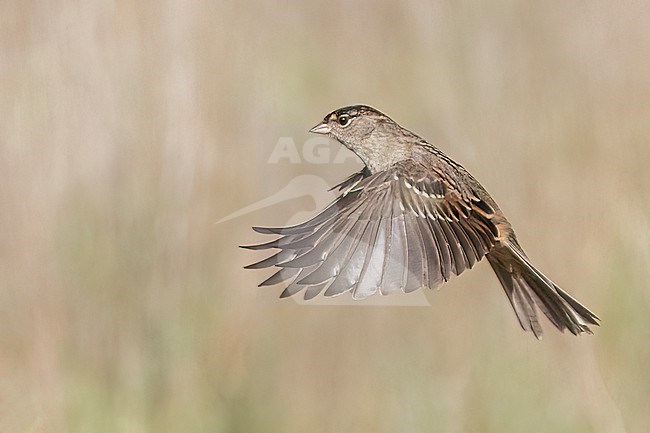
<box><xmin>243</xmin><ymin>105</ymin><xmax>599</xmax><ymax>338</ymax></box>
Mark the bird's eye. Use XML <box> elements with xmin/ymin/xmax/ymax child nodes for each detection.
<box><xmin>338</xmin><ymin>115</ymin><xmax>351</xmax><ymax>127</ymax></box>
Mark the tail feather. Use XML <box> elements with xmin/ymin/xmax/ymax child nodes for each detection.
<box><xmin>487</xmin><ymin>243</ymin><xmax>600</xmax><ymax>339</ymax></box>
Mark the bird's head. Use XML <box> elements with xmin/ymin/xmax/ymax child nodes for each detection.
<box><xmin>309</xmin><ymin>105</ymin><xmax>388</xmax><ymax>144</ymax></box>
<box><xmin>309</xmin><ymin>105</ymin><xmax>414</xmax><ymax>172</ymax></box>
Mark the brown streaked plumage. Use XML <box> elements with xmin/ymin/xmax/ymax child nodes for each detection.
<box><xmin>242</xmin><ymin>105</ymin><xmax>600</xmax><ymax>338</ymax></box>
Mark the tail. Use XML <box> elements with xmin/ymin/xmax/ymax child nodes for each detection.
<box><xmin>487</xmin><ymin>242</ymin><xmax>600</xmax><ymax>339</ymax></box>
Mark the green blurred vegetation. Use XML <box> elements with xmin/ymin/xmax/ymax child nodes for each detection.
<box><xmin>1</xmin><ymin>1</ymin><xmax>649</xmax><ymax>432</ymax></box>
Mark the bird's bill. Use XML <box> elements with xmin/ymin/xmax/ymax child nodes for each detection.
<box><xmin>309</xmin><ymin>122</ymin><xmax>331</xmax><ymax>134</ymax></box>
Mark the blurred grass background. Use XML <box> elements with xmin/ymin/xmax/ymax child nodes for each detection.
<box><xmin>1</xmin><ymin>1</ymin><xmax>649</xmax><ymax>432</ymax></box>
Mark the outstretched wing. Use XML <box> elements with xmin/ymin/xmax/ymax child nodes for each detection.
<box><xmin>243</xmin><ymin>160</ymin><xmax>501</xmax><ymax>300</ymax></box>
